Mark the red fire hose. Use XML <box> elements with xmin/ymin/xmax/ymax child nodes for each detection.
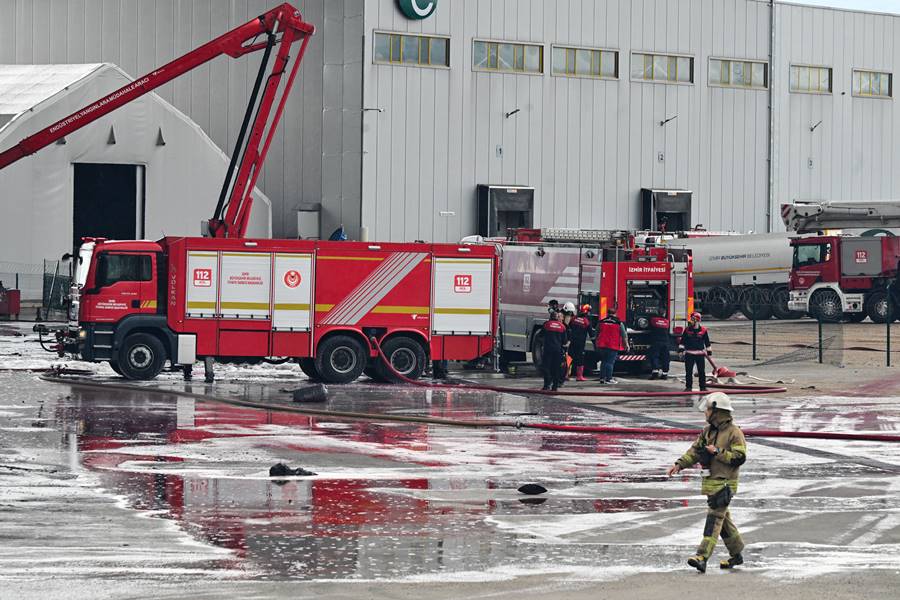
<box><xmin>370</xmin><ymin>338</ymin><xmax>787</xmax><ymax>398</ymax></box>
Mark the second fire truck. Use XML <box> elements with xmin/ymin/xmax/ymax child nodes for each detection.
<box><xmin>491</xmin><ymin>228</ymin><xmax>694</xmax><ymax>374</ymax></box>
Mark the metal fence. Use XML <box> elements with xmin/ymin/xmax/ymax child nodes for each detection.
<box><xmin>702</xmin><ymin>284</ymin><xmax>900</xmax><ymax>370</ymax></box>
<box><xmin>42</xmin><ymin>259</ymin><xmax>72</xmax><ymax>319</ymax></box>
<box><xmin>0</xmin><ymin>261</ymin><xmax>44</xmax><ymax>303</ymax></box>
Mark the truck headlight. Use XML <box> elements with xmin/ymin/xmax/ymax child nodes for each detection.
<box><xmin>78</xmin><ymin>329</ymin><xmax>87</xmax><ymax>340</ymax></box>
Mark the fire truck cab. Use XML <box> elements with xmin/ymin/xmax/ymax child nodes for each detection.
<box><xmin>494</xmin><ymin>228</ymin><xmax>693</xmax><ymax>373</ymax></box>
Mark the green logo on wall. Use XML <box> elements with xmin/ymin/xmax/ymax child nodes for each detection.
<box><xmin>398</xmin><ymin>0</ymin><xmax>438</xmax><ymax>20</ymax></box>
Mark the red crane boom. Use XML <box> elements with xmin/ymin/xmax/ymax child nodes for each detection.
<box><xmin>0</xmin><ymin>3</ymin><xmax>314</xmax><ymax>238</ymax></box>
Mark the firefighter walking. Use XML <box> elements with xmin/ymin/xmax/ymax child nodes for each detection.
<box><xmin>678</xmin><ymin>312</ymin><xmax>711</xmax><ymax>392</ymax></box>
<box><xmin>666</xmin><ymin>392</ymin><xmax>747</xmax><ymax>573</ymax></box>
<box><xmin>541</xmin><ymin>310</ymin><xmax>569</xmax><ymax>391</ymax></box>
<box><xmin>568</xmin><ymin>304</ymin><xmax>594</xmax><ymax>381</ymax></box>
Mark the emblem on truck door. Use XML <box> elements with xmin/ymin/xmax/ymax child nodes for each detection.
<box><xmin>855</xmin><ymin>250</ymin><xmax>868</xmax><ymax>264</ymax></box>
<box><xmin>283</xmin><ymin>270</ymin><xmax>302</xmax><ymax>288</ymax></box>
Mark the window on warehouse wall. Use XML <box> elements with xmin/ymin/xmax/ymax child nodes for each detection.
<box><xmin>631</xmin><ymin>52</ymin><xmax>693</xmax><ymax>84</ymax></box>
<box><xmin>709</xmin><ymin>58</ymin><xmax>768</xmax><ymax>89</ymax></box>
<box><xmin>789</xmin><ymin>64</ymin><xmax>832</xmax><ymax>94</ymax></box>
<box><xmin>373</xmin><ymin>32</ymin><xmax>450</xmax><ymax>68</ymax></box>
<box><xmin>472</xmin><ymin>40</ymin><xmax>543</xmax><ymax>74</ymax></box>
<box><xmin>852</xmin><ymin>69</ymin><xmax>892</xmax><ymax>98</ymax></box>
<box><xmin>551</xmin><ymin>46</ymin><xmax>618</xmax><ymax>79</ymax></box>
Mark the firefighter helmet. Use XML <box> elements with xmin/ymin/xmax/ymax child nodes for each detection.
<box><xmin>563</xmin><ymin>302</ymin><xmax>576</xmax><ymax>315</ymax></box>
<box><xmin>690</xmin><ymin>312</ymin><xmax>702</xmax><ymax>322</ymax></box>
<box><xmin>698</xmin><ymin>392</ymin><xmax>733</xmax><ymax>412</ymax></box>
<box><xmin>580</xmin><ymin>304</ymin><xmax>591</xmax><ymax>314</ymax></box>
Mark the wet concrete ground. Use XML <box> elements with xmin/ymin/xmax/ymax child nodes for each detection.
<box><xmin>1</xmin><ymin>325</ymin><xmax>900</xmax><ymax>598</ymax></box>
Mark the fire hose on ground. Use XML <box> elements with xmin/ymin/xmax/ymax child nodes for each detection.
<box><xmin>35</xmin><ymin>372</ymin><xmax>900</xmax><ymax>444</ymax></box>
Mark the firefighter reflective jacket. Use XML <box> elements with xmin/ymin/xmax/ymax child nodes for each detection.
<box><xmin>674</xmin><ymin>411</ymin><xmax>747</xmax><ymax>495</ymax></box>
<box><xmin>542</xmin><ymin>319</ymin><xmax>568</xmax><ymax>354</ymax></box>
<box><xmin>597</xmin><ymin>316</ymin><xmax>627</xmax><ymax>351</ymax></box>
<box><xmin>568</xmin><ymin>315</ymin><xmax>593</xmax><ymax>346</ymax></box>
<box><xmin>678</xmin><ymin>324</ymin><xmax>711</xmax><ymax>355</ymax></box>
<box><xmin>649</xmin><ymin>316</ymin><xmax>670</xmax><ymax>344</ymax></box>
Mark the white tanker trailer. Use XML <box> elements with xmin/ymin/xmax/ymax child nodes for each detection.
<box><xmin>640</xmin><ymin>232</ymin><xmax>801</xmax><ymax>320</ymax></box>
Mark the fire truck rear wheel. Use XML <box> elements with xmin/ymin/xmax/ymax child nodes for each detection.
<box><xmin>772</xmin><ymin>286</ymin><xmax>803</xmax><ymax>320</ymax></box>
<box><xmin>118</xmin><ymin>333</ymin><xmax>167</xmax><ymax>380</ymax></box>
<box><xmin>865</xmin><ymin>291</ymin><xmax>897</xmax><ymax>324</ymax></box>
<box><xmin>376</xmin><ymin>336</ymin><xmax>427</xmax><ymax>383</ymax></box>
<box><xmin>738</xmin><ymin>287</ymin><xmax>774</xmax><ymax>321</ymax></box>
<box><xmin>364</xmin><ymin>365</ymin><xmax>388</xmax><ymax>382</ymax></box>
<box><xmin>809</xmin><ymin>289</ymin><xmax>843</xmax><ymax>323</ymax></box>
<box><xmin>530</xmin><ymin>330</ymin><xmax>544</xmax><ymax>369</ymax></box>
<box><xmin>315</xmin><ymin>335</ymin><xmax>367</xmax><ymax>384</ymax></box>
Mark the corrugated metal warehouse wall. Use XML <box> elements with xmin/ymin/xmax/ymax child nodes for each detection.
<box><xmin>2</xmin><ymin>0</ymin><xmax>900</xmax><ymax>244</ymax></box>
<box><xmin>0</xmin><ymin>0</ymin><xmax>364</xmax><ymax>240</ymax></box>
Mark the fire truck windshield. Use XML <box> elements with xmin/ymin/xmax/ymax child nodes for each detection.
<box><xmin>793</xmin><ymin>243</ymin><xmax>832</xmax><ymax>268</ymax></box>
<box><xmin>74</xmin><ymin>243</ymin><xmax>96</xmax><ymax>288</ymax></box>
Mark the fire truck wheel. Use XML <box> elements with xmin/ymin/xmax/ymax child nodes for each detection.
<box><xmin>809</xmin><ymin>289</ymin><xmax>843</xmax><ymax>323</ymax></box>
<box><xmin>738</xmin><ymin>287</ymin><xmax>774</xmax><ymax>321</ymax></box>
<box><xmin>705</xmin><ymin>287</ymin><xmax>737</xmax><ymax>320</ymax></box>
<box><xmin>297</xmin><ymin>358</ymin><xmax>322</xmax><ymax>382</ymax></box>
<box><xmin>376</xmin><ymin>336</ymin><xmax>427</xmax><ymax>383</ymax></box>
<box><xmin>108</xmin><ymin>359</ymin><xmax>124</xmax><ymax>377</ymax></box>
<box><xmin>364</xmin><ymin>365</ymin><xmax>388</xmax><ymax>382</ymax></box>
<box><xmin>530</xmin><ymin>330</ymin><xmax>545</xmax><ymax>369</ymax></box>
<box><xmin>865</xmin><ymin>291</ymin><xmax>897</xmax><ymax>324</ymax></box>
<box><xmin>117</xmin><ymin>333</ymin><xmax>167</xmax><ymax>380</ymax></box>
<box><xmin>772</xmin><ymin>286</ymin><xmax>804</xmax><ymax>320</ymax></box>
<box><xmin>315</xmin><ymin>335</ymin><xmax>367</xmax><ymax>384</ymax></box>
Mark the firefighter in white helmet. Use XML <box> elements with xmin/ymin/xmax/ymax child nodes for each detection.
<box><xmin>666</xmin><ymin>392</ymin><xmax>747</xmax><ymax>573</ymax></box>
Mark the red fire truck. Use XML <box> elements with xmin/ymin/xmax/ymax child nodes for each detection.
<box><xmin>491</xmin><ymin>228</ymin><xmax>693</xmax><ymax>373</ymax></box>
<box><xmin>1</xmin><ymin>5</ymin><xmax>499</xmax><ymax>382</ymax></box>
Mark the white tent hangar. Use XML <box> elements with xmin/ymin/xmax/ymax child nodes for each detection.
<box><xmin>0</xmin><ymin>63</ymin><xmax>272</xmax><ymax>271</ymax></box>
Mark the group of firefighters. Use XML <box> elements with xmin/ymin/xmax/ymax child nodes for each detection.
<box><xmin>539</xmin><ymin>301</ymin><xmax>712</xmax><ymax>392</ymax></box>
<box><xmin>540</xmin><ymin>301</ymin><xmax>745</xmax><ymax>573</ymax></box>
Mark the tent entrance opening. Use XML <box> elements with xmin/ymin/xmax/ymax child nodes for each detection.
<box><xmin>73</xmin><ymin>163</ymin><xmax>145</xmax><ymax>246</ymax></box>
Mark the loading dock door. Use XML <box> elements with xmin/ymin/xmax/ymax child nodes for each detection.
<box><xmin>73</xmin><ymin>164</ymin><xmax>144</xmax><ymax>246</ymax></box>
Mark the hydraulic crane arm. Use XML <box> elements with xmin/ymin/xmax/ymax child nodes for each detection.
<box><xmin>0</xmin><ymin>3</ymin><xmax>314</xmax><ymax>239</ymax></box>
<box><xmin>782</xmin><ymin>201</ymin><xmax>900</xmax><ymax>233</ymax></box>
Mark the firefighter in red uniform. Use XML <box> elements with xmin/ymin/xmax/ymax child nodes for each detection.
<box><xmin>568</xmin><ymin>304</ymin><xmax>594</xmax><ymax>382</ymax></box>
<box><xmin>679</xmin><ymin>312</ymin><xmax>712</xmax><ymax>392</ymax></box>
<box><xmin>541</xmin><ymin>311</ymin><xmax>569</xmax><ymax>391</ymax></box>
<box><xmin>648</xmin><ymin>313</ymin><xmax>671</xmax><ymax>380</ymax></box>
<box><xmin>596</xmin><ymin>307</ymin><xmax>630</xmax><ymax>384</ymax></box>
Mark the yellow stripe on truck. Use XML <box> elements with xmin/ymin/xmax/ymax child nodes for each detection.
<box><xmin>220</xmin><ymin>302</ymin><xmax>269</xmax><ymax>310</ymax></box>
<box><xmin>187</xmin><ymin>301</ymin><xmax>216</xmax><ymax>309</ymax></box>
<box><xmin>434</xmin><ymin>308</ymin><xmax>491</xmax><ymax>315</ymax></box>
<box><xmin>315</xmin><ymin>304</ymin><xmax>336</xmax><ymax>312</ymax></box>
<box><xmin>274</xmin><ymin>303</ymin><xmax>311</xmax><ymax>311</ymax></box>
<box><xmin>371</xmin><ymin>305</ymin><xmax>429</xmax><ymax>314</ymax></box>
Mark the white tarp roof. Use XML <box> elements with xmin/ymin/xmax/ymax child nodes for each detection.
<box><xmin>0</xmin><ymin>64</ymin><xmax>103</xmax><ymax>130</ymax></box>
<box><xmin>0</xmin><ymin>63</ymin><xmax>272</xmax><ymax>270</ymax></box>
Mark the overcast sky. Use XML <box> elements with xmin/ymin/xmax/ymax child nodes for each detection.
<box><xmin>788</xmin><ymin>0</ymin><xmax>900</xmax><ymax>13</ymax></box>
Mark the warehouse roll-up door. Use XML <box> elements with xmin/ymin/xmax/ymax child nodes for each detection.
<box><xmin>432</xmin><ymin>257</ymin><xmax>493</xmax><ymax>334</ymax></box>
<box><xmin>73</xmin><ymin>163</ymin><xmax>144</xmax><ymax>248</ymax></box>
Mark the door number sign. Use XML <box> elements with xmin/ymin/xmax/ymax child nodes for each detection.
<box><xmin>193</xmin><ymin>268</ymin><xmax>212</xmax><ymax>287</ymax></box>
<box><xmin>454</xmin><ymin>274</ymin><xmax>472</xmax><ymax>293</ymax></box>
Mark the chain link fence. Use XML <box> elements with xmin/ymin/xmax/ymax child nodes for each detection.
<box><xmin>0</xmin><ymin>261</ymin><xmax>44</xmax><ymax>303</ymax></box>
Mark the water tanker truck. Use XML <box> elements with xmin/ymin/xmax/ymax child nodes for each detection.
<box><xmin>642</xmin><ymin>232</ymin><xmax>802</xmax><ymax>320</ymax></box>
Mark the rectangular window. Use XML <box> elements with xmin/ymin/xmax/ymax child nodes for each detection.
<box><xmin>709</xmin><ymin>58</ymin><xmax>768</xmax><ymax>89</ymax></box>
<box><xmin>632</xmin><ymin>52</ymin><xmax>693</xmax><ymax>83</ymax></box>
<box><xmin>473</xmin><ymin>40</ymin><xmax>543</xmax><ymax>74</ymax></box>
<box><xmin>551</xmin><ymin>46</ymin><xmax>619</xmax><ymax>79</ymax></box>
<box><xmin>789</xmin><ymin>64</ymin><xmax>833</xmax><ymax>94</ymax></box>
<box><xmin>95</xmin><ymin>253</ymin><xmax>152</xmax><ymax>288</ymax></box>
<box><xmin>373</xmin><ymin>32</ymin><xmax>450</xmax><ymax>68</ymax></box>
<box><xmin>853</xmin><ymin>69</ymin><xmax>892</xmax><ymax>98</ymax></box>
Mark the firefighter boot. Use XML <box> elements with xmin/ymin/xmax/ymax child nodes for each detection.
<box><xmin>687</xmin><ymin>555</ymin><xmax>707</xmax><ymax>574</ymax></box>
<box><xmin>720</xmin><ymin>554</ymin><xmax>744</xmax><ymax>569</ymax></box>
<box><xmin>576</xmin><ymin>366</ymin><xmax>586</xmax><ymax>381</ymax></box>
<box><xmin>650</xmin><ymin>370</ymin><xmax>659</xmax><ymax>380</ymax></box>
